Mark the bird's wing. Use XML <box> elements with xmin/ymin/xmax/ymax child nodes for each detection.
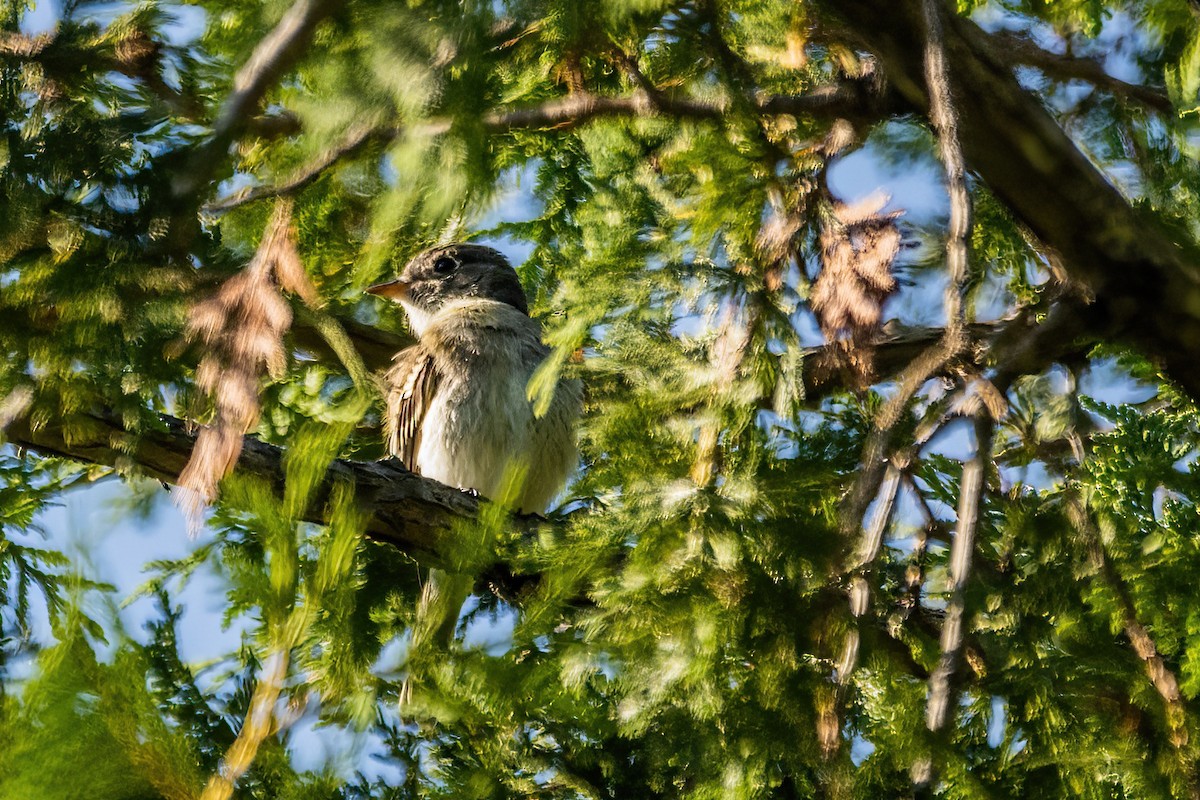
<box><xmin>382</xmin><ymin>343</ymin><xmax>440</xmax><ymax>471</ymax></box>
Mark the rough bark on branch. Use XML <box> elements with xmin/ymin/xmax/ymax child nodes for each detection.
<box><xmin>0</xmin><ymin>311</ymin><xmax>1091</xmax><ymax>567</ymax></box>
<box><xmin>6</xmin><ymin>412</ymin><xmax>476</xmax><ymax>568</ymax></box>
<box><xmin>819</xmin><ymin>0</ymin><xmax>1200</xmax><ymax>402</ymax></box>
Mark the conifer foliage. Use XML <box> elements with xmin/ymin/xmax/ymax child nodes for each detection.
<box><xmin>3</xmin><ymin>0</ymin><xmax>1200</xmax><ymax>797</ymax></box>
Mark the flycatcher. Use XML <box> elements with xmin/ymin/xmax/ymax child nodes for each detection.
<box><xmin>368</xmin><ymin>243</ymin><xmax>581</xmax><ymax>511</ymax></box>
<box><xmin>367</xmin><ymin>243</ymin><xmax>581</xmax><ymax>666</ymax></box>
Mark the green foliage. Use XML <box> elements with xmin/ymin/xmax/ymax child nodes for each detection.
<box><xmin>2</xmin><ymin>0</ymin><xmax>1200</xmax><ymax>798</ymax></box>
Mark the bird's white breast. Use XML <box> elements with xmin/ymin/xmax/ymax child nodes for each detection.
<box><xmin>416</xmin><ymin>299</ymin><xmax>580</xmax><ymax>513</ymax></box>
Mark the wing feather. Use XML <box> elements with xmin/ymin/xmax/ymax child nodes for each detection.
<box><xmin>382</xmin><ymin>344</ymin><xmax>439</xmax><ymax>471</ymax></box>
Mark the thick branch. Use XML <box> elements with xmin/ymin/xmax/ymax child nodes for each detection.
<box><xmin>6</xmin><ymin>412</ymin><xmax>477</xmax><ymax>568</ymax></box>
<box><xmin>6</xmin><ymin>303</ymin><xmax>1093</xmax><ymax>576</ymax></box>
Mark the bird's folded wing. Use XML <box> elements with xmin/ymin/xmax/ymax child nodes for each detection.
<box><xmin>383</xmin><ymin>343</ymin><xmax>440</xmax><ymax>471</ymax></box>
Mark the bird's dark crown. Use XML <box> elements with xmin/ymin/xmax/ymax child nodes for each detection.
<box><xmin>399</xmin><ymin>243</ymin><xmax>529</xmax><ymax>315</ymax></box>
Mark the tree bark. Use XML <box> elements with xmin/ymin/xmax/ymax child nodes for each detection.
<box><xmin>6</xmin><ymin>411</ymin><xmax>476</xmax><ymax>568</ymax></box>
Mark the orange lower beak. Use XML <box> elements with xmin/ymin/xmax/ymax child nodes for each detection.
<box><xmin>366</xmin><ymin>279</ymin><xmax>411</xmax><ymax>299</ymax></box>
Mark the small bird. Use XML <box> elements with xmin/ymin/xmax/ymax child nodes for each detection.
<box><xmin>367</xmin><ymin>243</ymin><xmax>581</xmax><ymax>661</ymax></box>
<box><xmin>368</xmin><ymin>243</ymin><xmax>581</xmax><ymax>511</ymax></box>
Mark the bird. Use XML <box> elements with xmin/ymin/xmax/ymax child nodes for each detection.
<box><xmin>367</xmin><ymin>243</ymin><xmax>582</xmax><ymax>665</ymax></box>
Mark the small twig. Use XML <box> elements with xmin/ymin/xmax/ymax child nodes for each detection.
<box><xmin>204</xmin><ymin>80</ymin><xmax>888</xmax><ymax>212</ymax></box>
<box><xmin>200</xmin><ymin>649</ymin><xmax>290</xmax><ymax>800</ymax></box>
<box><xmin>203</xmin><ymin>123</ymin><xmax>384</xmax><ymax>214</ymax></box>
<box><xmin>292</xmin><ymin>306</ymin><xmax>375</xmax><ymax>391</ymax></box>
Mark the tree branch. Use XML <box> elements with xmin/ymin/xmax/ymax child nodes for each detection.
<box><xmin>3</xmin><ymin>301</ymin><xmax>1094</xmax><ymax>578</ymax></box>
<box><xmin>203</xmin><ymin>78</ymin><xmax>898</xmax><ymax>213</ymax></box>
<box><xmin>172</xmin><ymin>0</ymin><xmax>347</xmax><ymax>202</ymax></box>
<box><xmin>202</xmin><ymin>123</ymin><xmax>385</xmax><ymax>215</ymax></box>
<box><xmin>986</xmin><ymin>30</ymin><xmax>1173</xmax><ymax>114</ymax></box>
<box><xmin>818</xmin><ymin>0</ymin><xmax>1200</xmax><ymax>404</ymax></box>
<box><xmin>6</xmin><ymin>411</ymin><xmax>477</xmax><ymax>568</ymax></box>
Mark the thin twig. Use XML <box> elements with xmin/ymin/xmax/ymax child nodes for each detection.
<box><xmin>834</xmin><ymin>388</ymin><xmax>961</xmax><ymax>710</ymax></box>
<box><xmin>203</xmin><ymin>123</ymin><xmax>382</xmax><ymax>215</ymax></box>
<box><xmin>200</xmin><ymin>649</ymin><xmax>290</xmax><ymax>800</ymax></box>
<box><xmin>204</xmin><ymin>81</ymin><xmax>883</xmax><ymax>213</ymax></box>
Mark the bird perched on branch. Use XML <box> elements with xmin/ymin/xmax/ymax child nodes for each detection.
<box><xmin>367</xmin><ymin>243</ymin><xmax>581</xmax><ymax>666</ymax></box>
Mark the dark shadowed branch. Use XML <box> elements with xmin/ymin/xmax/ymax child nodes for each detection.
<box><xmin>986</xmin><ymin>29</ymin><xmax>1173</xmax><ymax>113</ymax></box>
<box><xmin>819</xmin><ymin>0</ymin><xmax>1200</xmax><ymax>404</ymax></box>
<box><xmin>204</xmin><ymin>77</ymin><xmax>899</xmax><ymax>213</ymax></box>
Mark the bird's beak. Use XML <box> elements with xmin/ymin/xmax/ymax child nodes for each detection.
<box><xmin>366</xmin><ymin>279</ymin><xmax>411</xmax><ymax>300</ymax></box>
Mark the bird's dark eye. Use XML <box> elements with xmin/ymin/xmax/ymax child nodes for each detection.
<box><xmin>432</xmin><ymin>255</ymin><xmax>458</xmax><ymax>275</ymax></box>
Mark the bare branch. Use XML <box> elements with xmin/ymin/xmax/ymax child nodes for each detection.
<box><xmin>910</xmin><ymin>413</ymin><xmax>993</xmax><ymax>788</ymax></box>
<box><xmin>987</xmin><ymin>30</ymin><xmax>1173</xmax><ymax>114</ymax></box>
<box><xmin>836</xmin><ymin>34</ymin><xmax>976</xmax><ymax>537</ymax></box>
<box><xmin>203</xmin><ymin>78</ymin><xmax>896</xmax><ymax>212</ymax></box>
<box><xmin>911</xmin><ymin>0</ymin><xmax>987</xmax><ymax>785</ymax></box>
<box><xmin>172</xmin><ymin>0</ymin><xmax>347</xmax><ymax>201</ymax></box>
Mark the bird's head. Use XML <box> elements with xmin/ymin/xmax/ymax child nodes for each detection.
<box><xmin>367</xmin><ymin>244</ymin><xmax>528</xmax><ymax>335</ymax></box>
